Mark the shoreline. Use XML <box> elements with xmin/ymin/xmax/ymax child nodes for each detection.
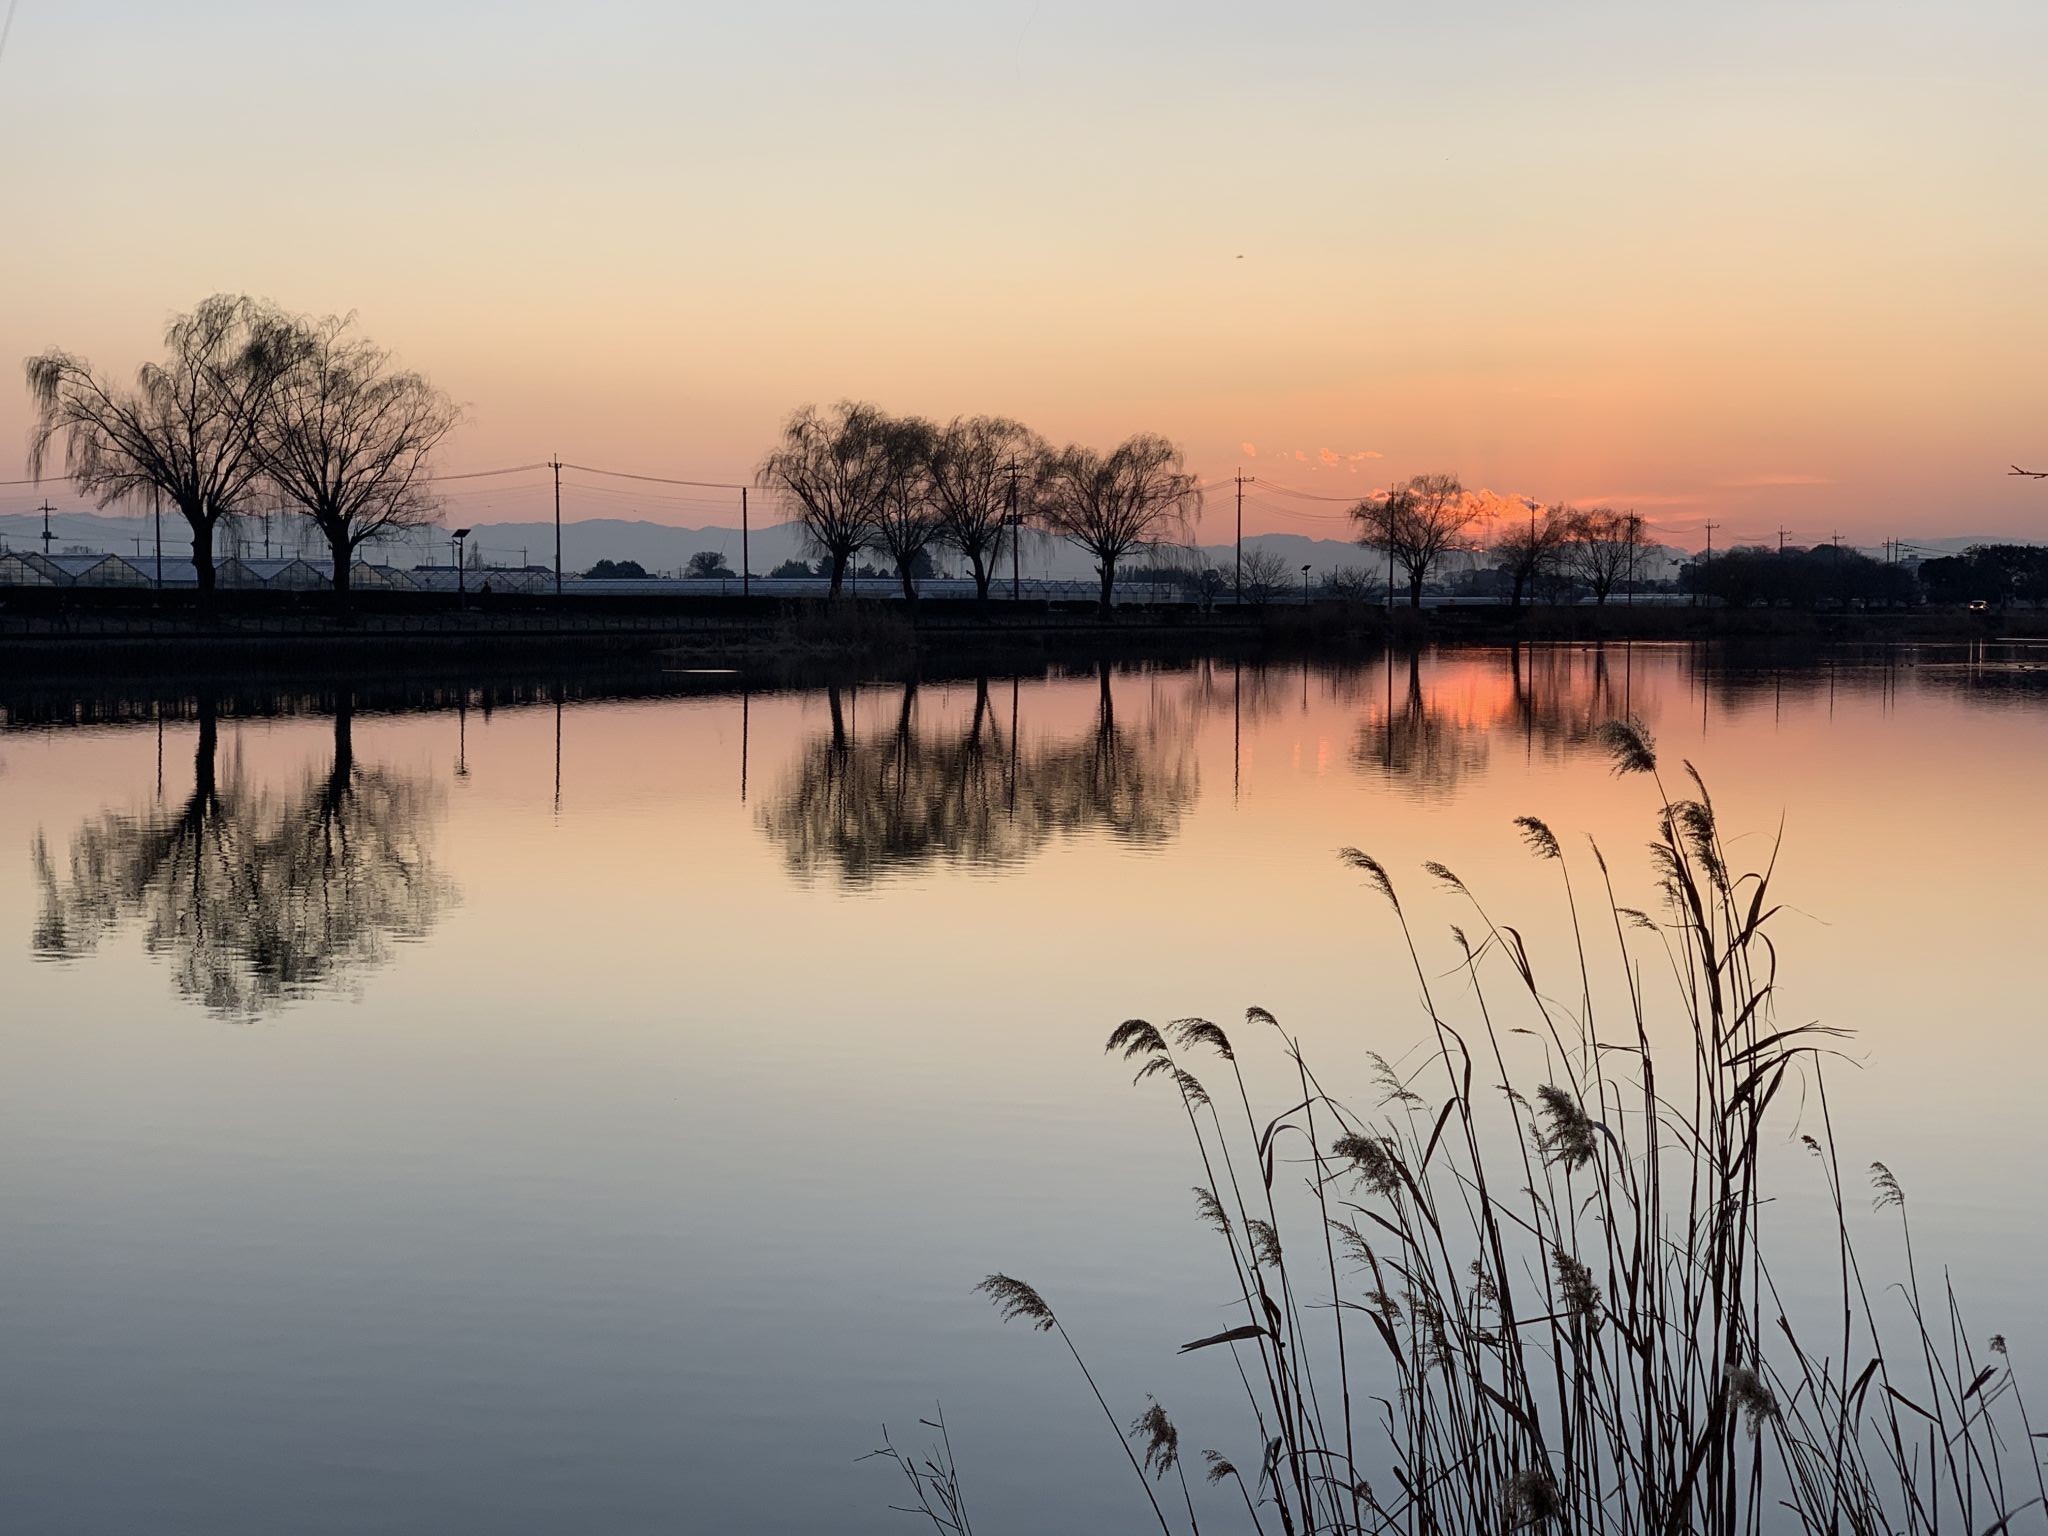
<box><xmin>1</xmin><ymin>591</ymin><xmax>2041</xmax><ymax>684</ymax></box>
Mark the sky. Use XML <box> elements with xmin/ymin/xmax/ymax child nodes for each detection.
<box><xmin>1</xmin><ymin>0</ymin><xmax>2044</xmax><ymax>549</ymax></box>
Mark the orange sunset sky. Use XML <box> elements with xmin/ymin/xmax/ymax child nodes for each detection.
<box><xmin>1</xmin><ymin>0</ymin><xmax>2043</xmax><ymax>548</ymax></box>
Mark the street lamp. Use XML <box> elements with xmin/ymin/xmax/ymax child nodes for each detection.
<box><xmin>1302</xmin><ymin>564</ymin><xmax>1312</xmax><ymax>605</ymax></box>
<box><xmin>452</xmin><ymin>527</ymin><xmax>472</xmax><ymax>608</ymax></box>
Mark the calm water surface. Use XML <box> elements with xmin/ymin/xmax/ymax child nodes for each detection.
<box><xmin>3</xmin><ymin>644</ymin><xmax>2045</xmax><ymax>1534</ymax></box>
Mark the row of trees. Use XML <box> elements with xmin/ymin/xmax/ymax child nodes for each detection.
<box><xmin>25</xmin><ymin>294</ymin><xmax>459</xmax><ymax>597</ymax></box>
<box><xmin>1353</xmin><ymin>478</ymin><xmax>1659</xmax><ymax>609</ymax></box>
<box><xmin>758</xmin><ymin>402</ymin><xmax>1200</xmax><ymax>611</ymax></box>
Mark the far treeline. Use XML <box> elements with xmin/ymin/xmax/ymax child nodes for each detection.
<box><xmin>24</xmin><ymin>297</ymin><xmax>2039</xmax><ymax>613</ymax></box>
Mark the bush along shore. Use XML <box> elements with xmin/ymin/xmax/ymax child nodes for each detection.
<box><xmin>891</xmin><ymin>724</ymin><xmax>2044</xmax><ymax>1536</ymax></box>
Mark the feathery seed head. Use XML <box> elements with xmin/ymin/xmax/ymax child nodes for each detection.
<box><xmin>1598</xmin><ymin>717</ymin><xmax>1658</xmax><ymax>775</ymax></box>
<box><xmin>1128</xmin><ymin>1398</ymin><xmax>1180</xmax><ymax>1479</ymax></box>
<box><xmin>1871</xmin><ymin>1161</ymin><xmax>1905</xmax><ymax>1211</ymax></box>
<box><xmin>1171</xmin><ymin>1017</ymin><xmax>1235</xmax><ymax>1059</ymax></box>
<box><xmin>1535</xmin><ymin>1085</ymin><xmax>1598</xmax><ymax>1171</ymax></box>
<box><xmin>1338</xmin><ymin>847</ymin><xmax>1401</xmax><ymax>909</ymax></box>
<box><xmin>1202</xmin><ymin>1449</ymin><xmax>1237</xmax><ymax>1484</ymax></box>
<box><xmin>1727</xmin><ymin>1366</ymin><xmax>1779</xmax><ymax>1437</ymax></box>
<box><xmin>1106</xmin><ymin>1018</ymin><xmax>1169</xmax><ymax>1062</ymax></box>
<box><xmin>1514</xmin><ymin>816</ymin><xmax>1561</xmax><ymax>860</ymax></box>
<box><xmin>1192</xmin><ymin>1186</ymin><xmax>1231</xmax><ymax>1236</ymax></box>
<box><xmin>1423</xmin><ymin>860</ymin><xmax>1466</xmax><ymax>893</ymax></box>
<box><xmin>976</xmin><ymin>1273</ymin><xmax>1056</xmax><ymax>1331</ymax></box>
<box><xmin>1248</xmin><ymin>1218</ymin><xmax>1283</xmax><ymax>1268</ymax></box>
<box><xmin>1553</xmin><ymin>1250</ymin><xmax>1599</xmax><ymax>1316</ymax></box>
<box><xmin>1506</xmin><ymin>1467</ymin><xmax>1562</xmax><ymax>1528</ymax></box>
<box><xmin>1333</xmin><ymin>1131</ymin><xmax>1404</xmax><ymax>1197</ymax></box>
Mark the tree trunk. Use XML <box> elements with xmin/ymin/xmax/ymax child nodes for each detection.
<box><xmin>827</xmin><ymin>552</ymin><xmax>848</xmax><ymax>598</ymax></box>
<box><xmin>1097</xmin><ymin>558</ymin><xmax>1116</xmax><ymax>616</ymax></box>
<box><xmin>1407</xmin><ymin>571</ymin><xmax>1425</xmax><ymax>608</ymax></box>
<box><xmin>330</xmin><ymin>532</ymin><xmax>353</xmax><ymax>609</ymax></box>
<box><xmin>897</xmin><ymin>561</ymin><xmax>917</xmax><ymax>602</ymax></box>
<box><xmin>971</xmin><ymin>555</ymin><xmax>992</xmax><ymax>613</ymax></box>
<box><xmin>1509</xmin><ymin>573</ymin><xmax>1526</xmax><ymax>612</ymax></box>
<box><xmin>190</xmin><ymin>524</ymin><xmax>217</xmax><ymax>593</ymax></box>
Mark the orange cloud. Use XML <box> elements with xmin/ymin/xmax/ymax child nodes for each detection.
<box><xmin>1721</xmin><ymin>473</ymin><xmax>1832</xmax><ymax>488</ymax></box>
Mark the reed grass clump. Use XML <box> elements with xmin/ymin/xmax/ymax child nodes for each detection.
<box><xmin>956</xmin><ymin>719</ymin><xmax>2045</xmax><ymax>1536</ymax></box>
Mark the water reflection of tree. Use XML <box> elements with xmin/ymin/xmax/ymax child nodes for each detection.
<box><xmin>1351</xmin><ymin>645</ymin><xmax>1647</xmax><ymax>795</ymax></box>
<box><xmin>760</xmin><ymin>667</ymin><xmax>1195</xmax><ymax>882</ymax></box>
<box><xmin>31</xmin><ymin>697</ymin><xmax>451</xmax><ymax>1016</ymax></box>
<box><xmin>1504</xmin><ymin>643</ymin><xmax>1637</xmax><ymax>756</ymax></box>
<box><xmin>1353</xmin><ymin>651</ymin><xmax>1492</xmax><ymax>796</ymax></box>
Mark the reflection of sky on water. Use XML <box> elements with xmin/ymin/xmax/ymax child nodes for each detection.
<box><xmin>0</xmin><ymin>642</ymin><xmax>2043</xmax><ymax>1535</ymax></box>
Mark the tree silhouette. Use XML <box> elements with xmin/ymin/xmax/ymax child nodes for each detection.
<box><xmin>1037</xmin><ymin>435</ymin><xmax>1202</xmax><ymax>614</ymax></box>
<box><xmin>1489</xmin><ymin>502</ymin><xmax>1575</xmax><ymax>611</ymax></box>
<box><xmin>25</xmin><ymin>294</ymin><xmax>285</xmax><ymax>592</ymax></box>
<box><xmin>929</xmin><ymin>416</ymin><xmax>1048</xmax><ymax>608</ymax></box>
<box><xmin>758</xmin><ymin>401</ymin><xmax>898</xmax><ymax>597</ymax></box>
<box><xmin>1349</xmin><ymin>473</ymin><xmax>1475</xmax><ymax>607</ymax></box>
<box><xmin>1561</xmin><ymin>506</ymin><xmax>1647</xmax><ymax>604</ymax></box>
<box><xmin>31</xmin><ymin>698</ymin><xmax>452</xmax><ymax>1016</ymax></box>
<box><xmin>249</xmin><ymin>310</ymin><xmax>461</xmax><ymax>602</ymax></box>
<box><xmin>868</xmin><ymin>415</ymin><xmax>944</xmax><ymax>600</ymax></box>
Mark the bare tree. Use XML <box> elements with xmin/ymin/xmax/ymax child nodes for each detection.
<box><xmin>1348</xmin><ymin>472</ymin><xmax>1475</xmax><ymax>607</ymax></box>
<box><xmin>1239</xmin><ymin>546</ymin><xmax>1293</xmax><ymax>608</ymax></box>
<box><xmin>1490</xmin><ymin>501</ymin><xmax>1575</xmax><ymax>611</ymax></box>
<box><xmin>929</xmin><ymin>415</ymin><xmax>1047</xmax><ymax>609</ymax></box>
<box><xmin>24</xmin><ymin>294</ymin><xmax>283</xmax><ymax>592</ymax></box>
<box><xmin>249</xmin><ymin>312</ymin><xmax>460</xmax><ymax>600</ymax></box>
<box><xmin>1036</xmin><ymin>434</ymin><xmax>1201</xmax><ymax>613</ymax></box>
<box><xmin>1562</xmin><ymin>506</ymin><xmax>1647</xmax><ymax>604</ymax></box>
<box><xmin>868</xmin><ymin>414</ymin><xmax>943</xmax><ymax>601</ymax></box>
<box><xmin>758</xmin><ymin>401</ymin><xmax>898</xmax><ymax>597</ymax></box>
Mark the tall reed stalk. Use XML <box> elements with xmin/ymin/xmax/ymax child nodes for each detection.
<box><xmin>966</xmin><ymin>721</ymin><xmax>2044</xmax><ymax>1535</ymax></box>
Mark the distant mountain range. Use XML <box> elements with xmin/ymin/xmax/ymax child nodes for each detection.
<box><xmin>0</xmin><ymin>509</ymin><xmax>2026</xmax><ymax>582</ymax></box>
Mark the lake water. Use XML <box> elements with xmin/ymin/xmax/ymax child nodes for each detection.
<box><xmin>3</xmin><ymin>643</ymin><xmax>2045</xmax><ymax>1535</ymax></box>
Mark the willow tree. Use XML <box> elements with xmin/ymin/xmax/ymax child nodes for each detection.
<box><xmin>929</xmin><ymin>415</ymin><xmax>1047</xmax><ymax>608</ymax></box>
<box><xmin>758</xmin><ymin>401</ymin><xmax>898</xmax><ymax>597</ymax></box>
<box><xmin>868</xmin><ymin>414</ymin><xmax>943</xmax><ymax>600</ymax></box>
<box><xmin>1349</xmin><ymin>472</ymin><xmax>1476</xmax><ymax>607</ymax></box>
<box><xmin>248</xmin><ymin>312</ymin><xmax>460</xmax><ymax>600</ymax></box>
<box><xmin>1037</xmin><ymin>433</ymin><xmax>1201</xmax><ymax>613</ymax></box>
<box><xmin>24</xmin><ymin>294</ymin><xmax>283</xmax><ymax>592</ymax></box>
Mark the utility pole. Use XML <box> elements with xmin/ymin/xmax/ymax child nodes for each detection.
<box><xmin>1777</xmin><ymin>526</ymin><xmax>1790</xmax><ymax>555</ymax></box>
<box><xmin>1234</xmin><ymin>470</ymin><xmax>1244</xmax><ymax>606</ymax></box>
<box><xmin>741</xmin><ymin>485</ymin><xmax>751</xmax><ymax>599</ymax></box>
<box><xmin>153</xmin><ymin>486</ymin><xmax>163</xmax><ymax>590</ymax></box>
<box><xmin>37</xmin><ymin>500</ymin><xmax>56</xmax><ymax>557</ymax></box>
<box><xmin>1006</xmin><ymin>464</ymin><xmax>1021</xmax><ymax>601</ymax></box>
<box><xmin>550</xmin><ymin>456</ymin><xmax>563</xmax><ymax>597</ymax></box>
<box><xmin>1704</xmin><ymin>521</ymin><xmax>1718</xmax><ymax>563</ymax></box>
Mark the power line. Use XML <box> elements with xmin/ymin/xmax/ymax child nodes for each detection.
<box><xmin>561</xmin><ymin>462</ymin><xmax>749</xmax><ymax>491</ymax></box>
